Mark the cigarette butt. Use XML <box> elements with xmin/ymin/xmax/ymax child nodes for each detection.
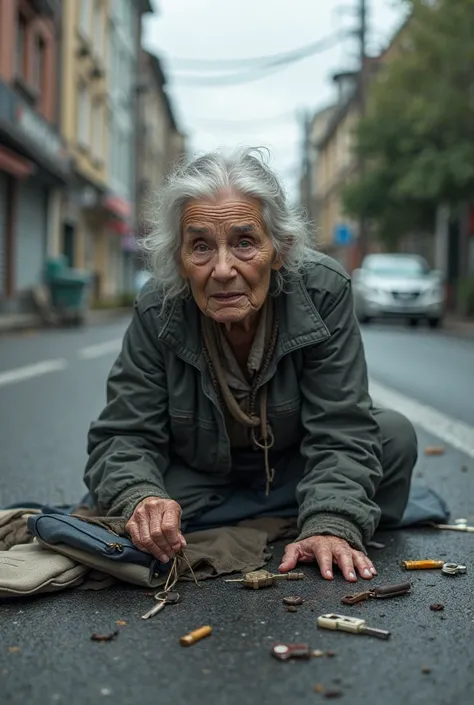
<box><xmin>401</xmin><ymin>560</ymin><xmax>444</xmax><ymax>570</ymax></box>
<box><xmin>179</xmin><ymin>625</ymin><xmax>212</xmax><ymax>646</ymax></box>
<box><xmin>425</xmin><ymin>446</ymin><xmax>445</xmax><ymax>456</ymax></box>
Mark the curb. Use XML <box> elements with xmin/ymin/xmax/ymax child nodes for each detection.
<box><xmin>0</xmin><ymin>308</ymin><xmax>132</xmax><ymax>336</ymax></box>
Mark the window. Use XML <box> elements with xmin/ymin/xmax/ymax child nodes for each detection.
<box><xmin>79</xmin><ymin>0</ymin><xmax>91</xmax><ymax>37</ymax></box>
<box><xmin>32</xmin><ymin>36</ymin><xmax>46</xmax><ymax>93</ymax></box>
<box><xmin>15</xmin><ymin>14</ymin><xmax>27</xmax><ymax>79</ymax></box>
<box><xmin>77</xmin><ymin>83</ymin><xmax>90</xmax><ymax>147</ymax></box>
<box><xmin>92</xmin><ymin>0</ymin><xmax>103</xmax><ymax>57</ymax></box>
<box><xmin>91</xmin><ymin>102</ymin><xmax>103</xmax><ymax>160</ymax></box>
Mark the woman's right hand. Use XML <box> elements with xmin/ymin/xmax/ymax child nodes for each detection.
<box><xmin>125</xmin><ymin>496</ymin><xmax>186</xmax><ymax>562</ymax></box>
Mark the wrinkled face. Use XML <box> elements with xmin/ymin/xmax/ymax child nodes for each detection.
<box><xmin>180</xmin><ymin>191</ymin><xmax>282</xmax><ymax>325</ymax></box>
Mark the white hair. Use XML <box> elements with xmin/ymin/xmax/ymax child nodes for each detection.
<box><xmin>140</xmin><ymin>147</ymin><xmax>319</xmax><ymax>304</ymax></box>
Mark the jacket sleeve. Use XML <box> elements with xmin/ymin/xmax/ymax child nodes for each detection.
<box><xmin>84</xmin><ymin>303</ymin><xmax>171</xmax><ymax>519</ymax></box>
<box><xmin>296</xmin><ymin>280</ymin><xmax>383</xmax><ymax>551</ymax></box>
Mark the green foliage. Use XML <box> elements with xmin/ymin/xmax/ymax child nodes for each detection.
<box><xmin>342</xmin><ymin>0</ymin><xmax>474</xmax><ymax>244</ymax></box>
<box><xmin>457</xmin><ymin>278</ymin><xmax>474</xmax><ymax>316</ymax></box>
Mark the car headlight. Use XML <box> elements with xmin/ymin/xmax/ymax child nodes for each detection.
<box><xmin>427</xmin><ymin>285</ymin><xmax>442</xmax><ymax>298</ymax></box>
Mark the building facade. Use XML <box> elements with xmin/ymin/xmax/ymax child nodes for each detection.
<box><xmin>0</xmin><ymin>0</ymin><xmax>68</xmax><ymax>313</ymax></box>
<box><xmin>136</xmin><ymin>50</ymin><xmax>186</xmax><ymax>244</ymax></box>
<box><xmin>59</xmin><ymin>0</ymin><xmax>152</xmax><ymax>302</ymax></box>
<box><xmin>309</xmin><ymin>22</ymin><xmax>411</xmax><ymax>273</ymax></box>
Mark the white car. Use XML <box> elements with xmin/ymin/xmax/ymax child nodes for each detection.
<box><xmin>352</xmin><ymin>254</ymin><xmax>445</xmax><ymax>328</ymax></box>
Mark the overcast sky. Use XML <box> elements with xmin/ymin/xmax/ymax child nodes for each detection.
<box><xmin>143</xmin><ymin>0</ymin><xmax>407</xmax><ymax>199</ymax></box>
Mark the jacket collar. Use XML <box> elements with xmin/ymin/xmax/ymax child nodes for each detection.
<box><xmin>158</xmin><ymin>276</ymin><xmax>330</xmax><ymax>370</ymax></box>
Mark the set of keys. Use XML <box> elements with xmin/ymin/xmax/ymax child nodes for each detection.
<box><xmin>142</xmin><ymin>590</ymin><xmax>180</xmax><ymax>620</ymax></box>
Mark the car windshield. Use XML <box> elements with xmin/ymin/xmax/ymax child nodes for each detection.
<box><xmin>363</xmin><ymin>256</ymin><xmax>429</xmax><ymax>277</ymax></box>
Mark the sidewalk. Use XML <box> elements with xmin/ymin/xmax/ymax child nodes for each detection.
<box><xmin>443</xmin><ymin>314</ymin><xmax>474</xmax><ymax>337</ymax></box>
<box><xmin>1</xmin><ymin>308</ymin><xmax>473</xmax><ymax>337</ymax></box>
<box><xmin>0</xmin><ymin>308</ymin><xmax>132</xmax><ymax>335</ymax></box>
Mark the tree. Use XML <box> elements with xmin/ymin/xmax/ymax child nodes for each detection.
<box><xmin>342</xmin><ymin>0</ymin><xmax>474</xmax><ymax>246</ymax></box>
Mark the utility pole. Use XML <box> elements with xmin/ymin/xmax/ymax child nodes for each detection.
<box><xmin>357</xmin><ymin>0</ymin><xmax>369</xmax><ymax>261</ymax></box>
<box><xmin>301</xmin><ymin>111</ymin><xmax>313</xmax><ymax>222</ymax></box>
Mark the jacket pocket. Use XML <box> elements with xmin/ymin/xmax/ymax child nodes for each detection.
<box><xmin>169</xmin><ymin>410</ymin><xmax>219</xmax><ymax>470</ymax></box>
<box><xmin>268</xmin><ymin>397</ymin><xmax>303</xmax><ymax>451</ymax></box>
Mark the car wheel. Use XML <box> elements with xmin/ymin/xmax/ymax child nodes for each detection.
<box><xmin>408</xmin><ymin>318</ymin><xmax>419</xmax><ymax>328</ymax></box>
<box><xmin>428</xmin><ymin>317</ymin><xmax>442</xmax><ymax>329</ymax></box>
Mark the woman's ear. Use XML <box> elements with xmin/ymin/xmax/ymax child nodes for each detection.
<box><xmin>271</xmin><ymin>254</ymin><xmax>284</xmax><ymax>271</ymax></box>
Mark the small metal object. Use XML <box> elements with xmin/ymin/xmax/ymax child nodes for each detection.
<box><xmin>271</xmin><ymin>644</ymin><xmax>336</xmax><ymax>661</ymax></box>
<box><xmin>141</xmin><ymin>590</ymin><xmax>180</xmax><ymax>620</ymax></box>
<box><xmin>224</xmin><ymin>569</ymin><xmax>305</xmax><ymax>589</ymax></box>
<box><xmin>317</xmin><ymin>614</ymin><xmax>391</xmax><ymax>640</ymax></box>
<box><xmin>179</xmin><ymin>625</ymin><xmax>212</xmax><ymax>646</ymax></box>
<box><xmin>283</xmin><ymin>596</ymin><xmax>304</xmax><ymax>606</ymax></box>
<box><xmin>441</xmin><ymin>563</ymin><xmax>467</xmax><ymax>576</ymax></box>
<box><xmin>401</xmin><ymin>560</ymin><xmax>444</xmax><ymax>571</ymax></box>
<box><xmin>342</xmin><ymin>581</ymin><xmax>411</xmax><ymax>605</ymax></box>
<box><xmin>434</xmin><ymin>522</ymin><xmax>474</xmax><ymax>533</ymax></box>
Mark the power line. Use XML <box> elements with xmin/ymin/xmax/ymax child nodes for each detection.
<box><xmin>163</xmin><ymin>33</ymin><xmax>343</xmax><ymax>71</ymax></box>
<box><xmin>169</xmin><ymin>64</ymin><xmax>283</xmax><ymax>87</ymax></box>
<box><xmin>166</xmin><ymin>34</ymin><xmax>342</xmax><ymax>86</ymax></box>
<box><xmin>190</xmin><ymin>111</ymin><xmax>299</xmax><ymax>129</ymax></box>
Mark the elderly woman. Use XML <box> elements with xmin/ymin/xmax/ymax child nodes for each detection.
<box><xmin>84</xmin><ymin>148</ymin><xmax>417</xmax><ymax>583</ymax></box>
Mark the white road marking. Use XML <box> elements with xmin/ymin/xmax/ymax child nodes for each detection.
<box><xmin>0</xmin><ymin>359</ymin><xmax>68</xmax><ymax>389</ymax></box>
<box><xmin>370</xmin><ymin>378</ymin><xmax>474</xmax><ymax>459</ymax></box>
<box><xmin>78</xmin><ymin>339</ymin><xmax>122</xmax><ymax>360</ymax></box>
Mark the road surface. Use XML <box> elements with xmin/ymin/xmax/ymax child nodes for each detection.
<box><xmin>0</xmin><ymin>318</ymin><xmax>473</xmax><ymax>705</ymax></box>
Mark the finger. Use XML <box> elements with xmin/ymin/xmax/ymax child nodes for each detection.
<box><xmin>161</xmin><ymin>506</ymin><xmax>183</xmax><ymax>552</ymax></box>
<box><xmin>278</xmin><ymin>544</ymin><xmax>300</xmax><ymax>572</ymax></box>
<box><xmin>333</xmin><ymin>546</ymin><xmax>357</xmax><ymax>582</ymax></box>
<box><xmin>137</xmin><ymin>516</ymin><xmax>170</xmax><ymax>562</ymax></box>
<box><xmin>126</xmin><ymin>520</ymin><xmax>143</xmax><ymax>551</ymax></box>
<box><xmin>311</xmin><ymin>544</ymin><xmax>334</xmax><ymax>580</ymax></box>
<box><xmin>147</xmin><ymin>510</ymin><xmax>176</xmax><ymax>561</ymax></box>
<box><xmin>352</xmin><ymin>550</ymin><xmax>375</xmax><ymax>580</ymax></box>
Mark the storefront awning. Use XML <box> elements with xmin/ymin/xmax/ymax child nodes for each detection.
<box><xmin>0</xmin><ymin>145</ymin><xmax>34</xmax><ymax>179</ymax></box>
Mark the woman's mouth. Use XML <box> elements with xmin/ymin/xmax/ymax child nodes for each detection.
<box><xmin>211</xmin><ymin>293</ymin><xmax>245</xmax><ymax>303</ymax></box>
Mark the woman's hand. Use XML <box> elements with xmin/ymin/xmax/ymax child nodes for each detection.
<box><xmin>125</xmin><ymin>497</ymin><xmax>186</xmax><ymax>562</ymax></box>
<box><xmin>278</xmin><ymin>536</ymin><xmax>377</xmax><ymax>582</ymax></box>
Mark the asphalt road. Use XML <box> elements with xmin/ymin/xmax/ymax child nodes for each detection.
<box><xmin>0</xmin><ymin>317</ymin><xmax>473</xmax><ymax>705</ymax></box>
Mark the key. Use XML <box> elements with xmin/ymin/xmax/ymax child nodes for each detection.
<box><xmin>441</xmin><ymin>562</ymin><xmax>467</xmax><ymax>576</ymax></box>
<box><xmin>224</xmin><ymin>569</ymin><xmax>305</xmax><ymax>589</ymax></box>
<box><xmin>141</xmin><ymin>590</ymin><xmax>180</xmax><ymax>620</ymax></box>
<box><xmin>317</xmin><ymin>613</ymin><xmax>391</xmax><ymax>640</ymax></box>
<box><xmin>271</xmin><ymin>644</ymin><xmax>336</xmax><ymax>661</ymax></box>
<box><xmin>341</xmin><ymin>581</ymin><xmax>411</xmax><ymax>605</ymax></box>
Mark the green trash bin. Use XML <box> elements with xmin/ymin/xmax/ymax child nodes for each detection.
<box><xmin>46</xmin><ymin>258</ymin><xmax>91</xmax><ymax>325</ymax></box>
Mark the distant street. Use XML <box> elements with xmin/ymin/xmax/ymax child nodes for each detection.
<box><xmin>1</xmin><ymin>318</ymin><xmax>474</xmax><ymax>705</ymax></box>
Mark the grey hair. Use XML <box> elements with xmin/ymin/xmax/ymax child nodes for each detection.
<box><xmin>140</xmin><ymin>147</ymin><xmax>319</xmax><ymax>304</ymax></box>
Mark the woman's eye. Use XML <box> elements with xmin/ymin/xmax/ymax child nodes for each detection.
<box><xmin>194</xmin><ymin>242</ymin><xmax>210</xmax><ymax>252</ymax></box>
<box><xmin>237</xmin><ymin>240</ymin><xmax>253</xmax><ymax>249</ymax></box>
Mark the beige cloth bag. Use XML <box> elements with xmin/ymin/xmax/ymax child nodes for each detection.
<box><xmin>0</xmin><ymin>542</ymin><xmax>88</xmax><ymax>598</ymax></box>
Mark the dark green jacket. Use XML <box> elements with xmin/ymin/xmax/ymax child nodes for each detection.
<box><xmin>84</xmin><ymin>256</ymin><xmax>383</xmax><ymax>551</ymax></box>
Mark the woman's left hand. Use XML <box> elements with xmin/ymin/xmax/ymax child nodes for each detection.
<box><xmin>278</xmin><ymin>536</ymin><xmax>377</xmax><ymax>582</ymax></box>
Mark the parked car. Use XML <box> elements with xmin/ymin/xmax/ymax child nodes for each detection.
<box><xmin>134</xmin><ymin>269</ymin><xmax>152</xmax><ymax>295</ymax></box>
<box><xmin>352</xmin><ymin>253</ymin><xmax>445</xmax><ymax>328</ymax></box>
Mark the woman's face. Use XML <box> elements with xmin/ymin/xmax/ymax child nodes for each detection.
<box><xmin>180</xmin><ymin>191</ymin><xmax>282</xmax><ymax>326</ymax></box>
